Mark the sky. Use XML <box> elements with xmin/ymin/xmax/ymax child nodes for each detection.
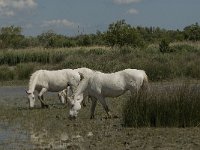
<box><xmin>0</xmin><ymin>0</ymin><xmax>199</xmax><ymax>36</ymax></box>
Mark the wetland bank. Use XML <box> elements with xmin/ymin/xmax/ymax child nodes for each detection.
<box><xmin>0</xmin><ymin>44</ymin><xmax>200</xmax><ymax>149</ymax></box>
<box><xmin>0</xmin><ymin>82</ymin><xmax>200</xmax><ymax>149</ymax></box>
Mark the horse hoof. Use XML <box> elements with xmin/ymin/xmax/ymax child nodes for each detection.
<box><xmin>68</xmin><ymin>115</ymin><xmax>76</xmax><ymax>120</ymax></box>
<box><xmin>90</xmin><ymin>116</ymin><xmax>95</xmax><ymax>119</ymax></box>
<box><xmin>42</xmin><ymin>104</ymin><xmax>49</xmax><ymax>109</ymax></box>
<box><xmin>113</xmin><ymin>115</ymin><xmax>119</xmax><ymax>119</ymax></box>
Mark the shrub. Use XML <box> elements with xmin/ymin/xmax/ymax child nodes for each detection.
<box><xmin>159</xmin><ymin>39</ymin><xmax>171</xmax><ymax>53</ymax></box>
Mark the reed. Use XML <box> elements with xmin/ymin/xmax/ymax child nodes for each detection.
<box><xmin>123</xmin><ymin>83</ymin><xmax>200</xmax><ymax>127</ymax></box>
<box><xmin>0</xmin><ymin>44</ymin><xmax>200</xmax><ymax>82</ymax></box>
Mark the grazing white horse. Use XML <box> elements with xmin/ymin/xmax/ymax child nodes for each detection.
<box><xmin>68</xmin><ymin>67</ymin><xmax>94</xmax><ymax>106</ymax></box>
<box><xmin>68</xmin><ymin>69</ymin><xmax>148</xmax><ymax>119</ymax></box>
<box><xmin>26</xmin><ymin>69</ymin><xmax>81</xmax><ymax>108</ymax></box>
<box><xmin>58</xmin><ymin>87</ymin><xmax>91</xmax><ymax>107</ymax></box>
<box><xmin>57</xmin><ymin>67</ymin><xmax>94</xmax><ymax>104</ymax></box>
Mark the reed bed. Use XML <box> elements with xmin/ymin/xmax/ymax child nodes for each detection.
<box><xmin>0</xmin><ymin>44</ymin><xmax>200</xmax><ymax>82</ymax></box>
<box><xmin>123</xmin><ymin>83</ymin><xmax>200</xmax><ymax>127</ymax></box>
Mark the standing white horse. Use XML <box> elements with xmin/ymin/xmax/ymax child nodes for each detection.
<box><xmin>26</xmin><ymin>69</ymin><xmax>81</xmax><ymax>108</ymax></box>
<box><xmin>68</xmin><ymin>69</ymin><xmax>148</xmax><ymax>119</ymax></box>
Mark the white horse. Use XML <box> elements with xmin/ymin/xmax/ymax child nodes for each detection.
<box><xmin>58</xmin><ymin>86</ymin><xmax>90</xmax><ymax>107</ymax></box>
<box><xmin>68</xmin><ymin>69</ymin><xmax>148</xmax><ymax>119</ymax></box>
<box><xmin>26</xmin><ymin>69</ymin><xmax>81</xmax><ymax>108</ymax></box>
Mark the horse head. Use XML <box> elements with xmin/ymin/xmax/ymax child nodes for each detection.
<box><xmin>68</xmin><ymin>93</ymin><xmax>84</xmax><ymax>119</ymax></box>
<box><xmin>25</xmin><ymin>90</ymin><xmax>35</xmax><ymax>108</ymax></box>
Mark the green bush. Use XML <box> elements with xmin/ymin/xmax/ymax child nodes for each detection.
<box><xmin>159</xmin><ymin>39</ymin><xmax>171</xmax><ymax>53</ymax></box>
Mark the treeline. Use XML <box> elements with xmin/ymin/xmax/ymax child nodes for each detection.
<box><xmin>0</xmin><ymin>20</ymin><xmax>200</xmax><ymax>49</ymax></box>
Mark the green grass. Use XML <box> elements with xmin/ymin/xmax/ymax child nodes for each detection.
<box><xmin>123</xmin><ymin>83</ymin><xmax>200</xmax><ymax>127</ymax></box>
<box><xmin>0</xmin><ymin>48</ymin><xmax>66</xmax><ymax>65</ymax></box>
<box><xmin>0</xmin><ymin>43</ymin><xmax>200</xmax><ymax>83</ymax></box>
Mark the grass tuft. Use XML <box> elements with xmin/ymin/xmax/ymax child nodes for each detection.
<box><xmin>123</xmin><ymin>83</ymin><xmax>200</xmax><ymax>127</ymax></box>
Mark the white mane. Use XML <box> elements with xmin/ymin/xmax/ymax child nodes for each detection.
<box><xmin>28</xmin><ymin>70</ymin><xmax>40</xmax><ymax>93</ymax></box>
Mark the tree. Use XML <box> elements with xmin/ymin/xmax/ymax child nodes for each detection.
<box><xmin>0</xmin><ymin>26</ymin><xmax>25</xmax><ymax>49</ymax></box>
<box><xmin>37</xmin><ymin>30</ymin><xmax>68</xmax><ymax>48</ymax></box>
<box><xmin>105</xmin><ymin>20</ymin><xmax>143</xmax><ymax>47</ymax></box>
<box><xmin>184</xmin><ymin>23</ymin><xmax>200</xmax><ymax>41</ymax></box>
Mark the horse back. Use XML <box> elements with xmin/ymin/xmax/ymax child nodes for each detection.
<box><xmin>88</xmin><ymin>72</ymin><xmax>127</xmax><ymax>97</ymax></box>
<box><xmin>35</xmin><ymin>69</ymin><xmax>76</xmax><ymax>91</ymax></box>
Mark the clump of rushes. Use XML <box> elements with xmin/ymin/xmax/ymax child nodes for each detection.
<box><xmin>123</xmin><ymin>83</ymin><xmax>200</xmax><ymax>127</ymax></box>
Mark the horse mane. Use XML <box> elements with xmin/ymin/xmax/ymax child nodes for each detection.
<box><xmin>74</xmin><ymin>76</ymin><xmax>89</xmax><ymax>98</ymax></box>
<box><xmin>28</xmin><ymin>70</ymin><xmax>41</xmax><ymax>93</ymax></box>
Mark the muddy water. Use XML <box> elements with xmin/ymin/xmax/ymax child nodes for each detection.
<box><xmin>0</xmin><ymin>84</ymin><xmax>200</xmax><ymax>149</ymax></box>
<box><xmin>0</xmin><ymin>86</ymin><xmax>60</xmax><ymax>149</ymax></box>
<box><xmin>0</xmin><ymin>122</ymin><xmax>35</xmax><ymax>149</ymax></box>
<box><xmin>0</xmin><ymin>86</ymin><xmax>57</xmax><ymax>107</ymax></box>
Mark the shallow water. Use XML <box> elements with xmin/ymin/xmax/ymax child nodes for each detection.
<box><xmin>0</xmin><ymin>86</ymin><xmax>59</xmax><ymax>107</ymax></box>
<box><xmin>0</xmin><ymin>122</ymin><xmax>35</xmax><ymax>150</ymax></box>
<box><xmin>0</xmin><ymin>86</ymin><xmax>63</xmax><ymax>149</ymax></box>
<box><xmin>0</xmin><ymin>84</ymin><xmax>200</xmax><ymax>149</ymax></box>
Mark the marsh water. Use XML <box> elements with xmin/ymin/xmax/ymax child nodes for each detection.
<box><xmin>0</xmin><ymin>84</ymin><xmax>200</xmax><ymax>149</ymax></box>
<box><xmin>0</xmin><ymin>86</ymin><xmax>59</xmax><ymax>149</ymax></box>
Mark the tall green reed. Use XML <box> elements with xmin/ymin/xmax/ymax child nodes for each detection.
<box><xmin>123</xmin><ymin>83</ymin><xmax>200</xmax><ymax>127</ymax></box>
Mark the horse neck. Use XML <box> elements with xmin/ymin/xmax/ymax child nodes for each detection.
<box><xmin>28</xmin><ymin>72</ymin><xmax>39</xmax><ymax>93</ymax></box>
<box><xmin>74</xmin><ymin>78</ymin><xmax>89</xmax><ymax>97</ymax></box>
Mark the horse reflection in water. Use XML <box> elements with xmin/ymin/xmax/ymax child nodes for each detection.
<box><xmin>29</xmin><ymin>127</ymin><xmax>84</xmax><ymax>149</ymax></box>
<box><xmin>68</xmin><ymin>69</ymin><xmax>149</xmax><ymax>119</ymax></box>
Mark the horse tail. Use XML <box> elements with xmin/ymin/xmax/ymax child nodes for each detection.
<box><xmin>140</xmin><ymin>71</ymin><xmax>149</xmax><ymax>92</ymax></box>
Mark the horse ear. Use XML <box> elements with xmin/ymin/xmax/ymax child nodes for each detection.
<box><xmin>78</xmin><ymin>72</ymin><xmax>84</xmax><ymax>81</ymax></box>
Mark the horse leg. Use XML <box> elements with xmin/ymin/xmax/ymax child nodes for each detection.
<box><xmin>98</xmin><ymin>96</ymin><xmax>112</xmax><ymax>118</ymax></box>
<box><xmin>82</xmin><ymin>94</ymin><xmax>89</xmax><ymax>107</ymax></box>
<box><xmin>38</xmin><ymin>88</ymin><xmax>48</xmax><ymax>108</ymax></box>
<box><xmin>90</xmin><ymin>97</ymin><xmax>97</xmax><ymax>119</ymax></box>
<box><xmin>81</xmin><ymin>94</ymin><xmax>87</xmax><ymax>107</ymax></box>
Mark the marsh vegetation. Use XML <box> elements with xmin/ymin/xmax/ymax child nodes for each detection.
<box><xmin>0</xmin><ymin>20</ymin><xmax>200</xmax><ymax>149</ymax></box>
